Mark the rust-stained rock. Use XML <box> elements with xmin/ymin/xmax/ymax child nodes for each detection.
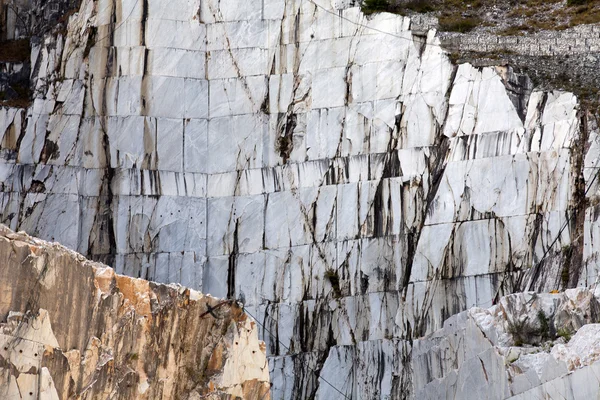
<box><xmin>0</xmin><ymin>225</ymin><xmax>270</xmax><ymax>399</ymax></box>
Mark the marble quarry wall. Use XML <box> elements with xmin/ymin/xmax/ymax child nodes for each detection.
<box><xmin>0</xmin><ymin>0</ymin><xmax>600</xmax><ymax>398</ymax></box>
<box><xmin>0</xmin><ymin>225</ymin><xmax>270</xmax><ymax>399</ymax></box>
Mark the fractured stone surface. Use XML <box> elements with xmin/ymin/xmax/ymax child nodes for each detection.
<box><xmin>0</xmin><ymin>226</ymin><xmax>270</xmax><ymax>399</ymax></box>
<box><xmin>414</xmin><ymin>287</ymin><xmax>600</xmax><ymax>400</ymax></box>
<box><xmin>0</xmin><ymin>0</ymin><xmax>600</xmax><ymax>398</ymax></box>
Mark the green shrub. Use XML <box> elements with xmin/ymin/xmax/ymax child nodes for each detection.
<box><xmin>402</xmin><ymin>0</ymin><xmax>436</xmax><ymax>13</ymax></box>
<box><xmin>537</xmin><ymin>311</ymin><xmax>550</xmax><ymax>340</ymax></box>
<box><xmin>557</xmin><ymin>327</ymin><xmax>572</xmax><ymax>342</ymax></box>
<box><xmin>362</xmin><ymin>0</ymin><xmax>391</xmax><ymax>15</ymax></box>
<box><xmin>439</xmin><ymin>16</ymin><xmax>482</xmax><ymax>32</ymax></box>
<box><xmin>507</xmin><ymin>311</ymin><xmax>553</xmax><ymax>346</ymax></box>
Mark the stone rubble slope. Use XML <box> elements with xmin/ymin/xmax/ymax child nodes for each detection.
<box><xmin>0</xmin><ymin>0</ymin><xmax>599</xmax><ymax>398</ymax></box>
<box><xmin>0</xmin><ymin>225</ymin><xmax>270</xmax><ymax>399</ymax></box>
<box><xmin>414</xmin><ymin>287</ymin><xmax>600</xmax><ymax>399</ymax></box>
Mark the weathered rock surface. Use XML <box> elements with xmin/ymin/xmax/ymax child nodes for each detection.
<box><xmin>414</xmin><ymin>287</ymin><xmax>600</xmax><ymax>399</ymax></box>
<box><xmin>0</xmin><ymin>225</ymin><xmax>270</xmax><ymax>399</ymax></box>
<box><xmin>0</xmin><ymin>0</ymin><xmax>600</xmax><ymax>398</ymax></box>
<box><xmin>0</xmin><ymin>0</ymin><xmax>80</xmax><ymax>40</ymax></box>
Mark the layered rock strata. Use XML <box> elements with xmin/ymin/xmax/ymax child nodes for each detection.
<box><xmin>0</xmin><ymin>225</ymin><xmax>270</xmax><ymax>399</ymax></box>
<box><xmin>0</xmin><ymin>0</ymin><xmax>599</xmax><ymax>398</ymax></box>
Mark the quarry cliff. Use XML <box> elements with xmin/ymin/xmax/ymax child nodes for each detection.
<box><xmin>1</xmin><ymin>0</ymin><xmax>600</xmax><ymax>398</ymax></box>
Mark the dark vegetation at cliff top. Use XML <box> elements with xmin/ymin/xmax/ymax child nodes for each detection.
<box><xmin>363</xmin><ymin>0</ymin><xmax>600</xmax><ymax>33</ymax></box>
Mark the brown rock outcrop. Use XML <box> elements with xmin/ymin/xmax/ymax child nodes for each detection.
<box><xmin>0</xmin><ymin>225</ymin><xmax>270</xmax><ymax>399</ymax></box>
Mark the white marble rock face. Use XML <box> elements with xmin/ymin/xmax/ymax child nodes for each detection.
<box><xmin>0</xmin><ymin>0</ymin><xmax>599</xmax><ymax>398</ymax></box>
<box><xmin>413</xmin><ymin>287</ymin><xmax>600</xmax><ymax>400</ymax></box>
